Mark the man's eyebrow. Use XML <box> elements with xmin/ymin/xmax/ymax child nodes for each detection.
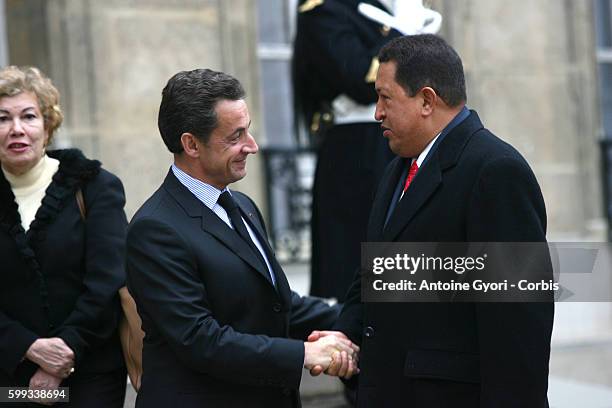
<box><xmin>229</xmin><ymin>119</ymin><xmax>251</xmax><ymax>136</ymax></box>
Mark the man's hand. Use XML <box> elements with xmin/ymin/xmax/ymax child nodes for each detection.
<box><xmin>28</xmin><ymin>368</ymin><xmax>62</xmax><ymax>406</ymax></box>
<box><xmin>326</xmin><ymin>349</ymin><xmax>359</xmax><ymax>379</ymax></box>
<box><xmin>25</xmin><ymin>338</ymin><xmax>75</xmax><ymax>378</ymax></box>
<box><xmin>305</xmin><ymin>331</ymin><xmax>360</xmax><ymax>379</ymax></box>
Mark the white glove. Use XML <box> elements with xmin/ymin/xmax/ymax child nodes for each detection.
<box><xmin>358</xmin><ymin>1</ymin><xmax>442</xmax><ymax>35</ymax></box>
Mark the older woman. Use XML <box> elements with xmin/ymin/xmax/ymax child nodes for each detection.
<box><xmin>0</xmin><ymin>66</ymin><xmax>126</xmax><ymax>406</ymax></box>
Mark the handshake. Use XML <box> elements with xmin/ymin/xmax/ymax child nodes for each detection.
<box><xmin>303</xmin><ymin>330</ymin><xmax>359</xmax><ymax>379</ymax></box>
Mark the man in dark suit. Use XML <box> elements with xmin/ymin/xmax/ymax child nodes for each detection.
<box><xmin>126</xmin><ymin>69</ymin><xmax>358</xmax><ymax>408</ymax></box>
<box><xmin>311</xmin><ymin>34</ymin><xmax>554</xmax><ymax>407</ymax></box>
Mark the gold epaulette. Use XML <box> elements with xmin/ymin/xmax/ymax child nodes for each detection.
<box><xmin>365</xmin><ymin>57</ymin><xmax>380</xmax><ymax>83</ymax></box>
<box><xmin>299</xmin><ymin>0</ymin><xmax>324</xmax><ymax>13</ymax></box>
<box><xmin>310</xmin><ymin>111</ymin><xmax>333</xmax><ymax>134</ymax></box>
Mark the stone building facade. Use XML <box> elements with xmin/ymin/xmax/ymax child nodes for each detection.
<box><xmin>2</xmin><ymin>0</ymin><xmax>610</xmax><ymax>341</ymax></box>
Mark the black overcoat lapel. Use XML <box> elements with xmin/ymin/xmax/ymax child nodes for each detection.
<box><xmin>382</xmin><ymin>156</ymin><xmax>443</xmax><ymax>241</ymax></box>
<box><xmin>372</xmin><ymin>111</ymin><xmax>485</xmax><ymax>242</ymax></box>
<box><xmin>367</xmin><ymin>157</ymin><xmax>405</xmax><ymax>241</ymax></box>
<box><xmin>162</xmin><ymin>171</ymin><xmax>276</xmax><ymax>288</ymax></box>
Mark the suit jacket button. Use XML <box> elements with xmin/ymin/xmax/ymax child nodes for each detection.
<box><xmin>364</xmin><ymin>326</ymin><xmax>375</xmax><ymax>338</ymax></box>
<box><xmin>272</xmin><ymin>303</ymin><xmax>282</xmax><ymax>313</ymax></box>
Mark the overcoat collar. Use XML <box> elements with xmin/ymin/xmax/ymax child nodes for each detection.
<box><xmin>0</xmin><ymin>148</ymin><xmax>100</xmax><ymax>279</ymax></box>
<box><xmin>369</xmin><ymin>111</ymin><xmax>485</xmax><ymax>241</ymax></box>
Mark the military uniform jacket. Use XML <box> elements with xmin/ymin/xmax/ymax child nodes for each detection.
<box><xmin>293</xmin><ymin>0</ymin><xmax>403</xmax><ymax>128</ymax></box>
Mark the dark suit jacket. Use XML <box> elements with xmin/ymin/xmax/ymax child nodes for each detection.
<box><xmin>126</xmin><ymin>170</ymin><xmax>338</xmax><ymax>408</ymax></box>
<box><xmin>335</xmin><ymin>111</ymin><xmax>554</xmax><ymax>407</ymax></box>
<box><xmin>0</xmin><ymin>149</ymin><xmax>126</xmax><ymax>387</ymax></box>
<box><xmin>293</xmin><ymin>0</ymin><xmax>402</xmax><ymax>130</ymax></box>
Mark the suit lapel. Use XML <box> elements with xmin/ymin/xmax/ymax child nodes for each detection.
<box><xmin>377</xmin><ymin>111</ymin><xmax>485</xmax><ymax>242</ymax></box>
<box><xmin>235</xmin><ymin>198</ymin><xmax>292</xmax><ymax>307</ymax></box>
<box><xmin>382</xmin><ymin>155</ymin><xmax>442</xmax><ymax>241</ymax></box>
<box><xmin>200</xmin><ymin>209</ymin><xmax>276</xmax><ymax>286</ymax></box>
<box><xmin>368</xmin><ymin>157</ymin><xmax>405</xmax><ymax>241</ymax></box>
<box><xmin>162</xmin><ymin>171</ymin><xmax>275</xmax><ymax>287</ymax></box>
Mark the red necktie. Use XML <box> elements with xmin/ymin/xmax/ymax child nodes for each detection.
<box><xmin>402</xmin><ymin>160</ymin><xmax>419</xmax><ymax>193</ymax></box>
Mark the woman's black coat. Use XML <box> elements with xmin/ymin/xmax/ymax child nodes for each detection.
<box><xmin>0</xmin><ymin>149</ymin><xmax>127</xmax><ymax>386</ymax></box>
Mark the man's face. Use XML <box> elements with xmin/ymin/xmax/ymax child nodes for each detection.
<box><xmin>197</xmin><ymin>99</ymin><xmax>258</xmax><ymax>189</ymax></box>
<box><xmin>375</xmin><ymin>61</ymin><xmax>428</xmax><ymax>158</ymax></box>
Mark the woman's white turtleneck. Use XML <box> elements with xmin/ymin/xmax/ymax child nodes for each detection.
<box><xmin>2</xmin><ymin>154</ymin><xmax>60</xmax><ymax>231</ymax></box>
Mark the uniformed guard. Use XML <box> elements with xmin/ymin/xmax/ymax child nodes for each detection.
<box><xmin>293</xmin><ymin>0</ymin><xmax>441</xmax><ymax>304</ymax></box>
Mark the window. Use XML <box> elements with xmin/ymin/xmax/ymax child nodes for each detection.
<box><xmin>256</xmin><ymin>0</ymin><xmax>297</xmax><ymax>147</ymax></box>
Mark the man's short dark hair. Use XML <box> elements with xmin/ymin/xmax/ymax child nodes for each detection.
<box><xmin>378</xmin><ymin>34</ymin><xmax>466</xmax><ymax>107</ymax></box>
<box><xmin>158</xmin><ymin>68</ymin><xmax>245</xmax><ymax>153</ymax></box>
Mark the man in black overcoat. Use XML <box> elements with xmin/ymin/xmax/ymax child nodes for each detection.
<box><xmin>313</xmin><ymin>34</ymin><xmax>554</xmax><ymax>407</ymax></box>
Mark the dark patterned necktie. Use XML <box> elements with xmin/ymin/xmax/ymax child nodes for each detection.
<box><xmin>217</xmin><ymin>191</ymin><xmax>273</xmax><ymax>283</ymax></box>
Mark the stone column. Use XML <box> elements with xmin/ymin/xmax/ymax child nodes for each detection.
<box><xmin>432</xmin><ymin>0</ymin><xmax>605</xmax><ymax>240</ymax></box>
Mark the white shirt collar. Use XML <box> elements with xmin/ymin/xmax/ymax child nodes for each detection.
<box><xmin>414</xmin><ymin>132</ymin><xmax>441</xmax><ymax>167</ymax></box>
<box><xmin>171</xmin><ymin>164</ymin><xmax>229</xmax><ymax>211</ymax></box>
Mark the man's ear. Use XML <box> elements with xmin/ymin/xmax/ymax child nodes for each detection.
<box><xmin>180</xmin><ymin>133</ymin><xmax>200</xmax><ymax>158</ymax></box>
<box><xmin>420</xmin><ymin>87</ymin><xmax>437</xmax><ymax>116</ymax></box>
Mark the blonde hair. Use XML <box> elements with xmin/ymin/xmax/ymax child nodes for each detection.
<box><xmin>0</xmin><ymin>66</ymin><xmax>63</xmax><ymax>141</ymax></box>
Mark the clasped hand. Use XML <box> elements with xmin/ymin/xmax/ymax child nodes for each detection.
<box><xmin>26</xmin><ymin>337</ymin><xmax>75</xmax><ymax>378</ymax></box>
<box><xmin>25</xmin><ymin>338</ymin><xmax>74</xmax><ymax>405</ymax></box>
<box><xmin>28</xmin><ymin>368</ymin><xmax>63</xmax><ymax>406</ymax></box>
<box><xmin>303</xmin><ymin>331</ymin><xmax>359</xmax><ymax>379</ymax></box>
